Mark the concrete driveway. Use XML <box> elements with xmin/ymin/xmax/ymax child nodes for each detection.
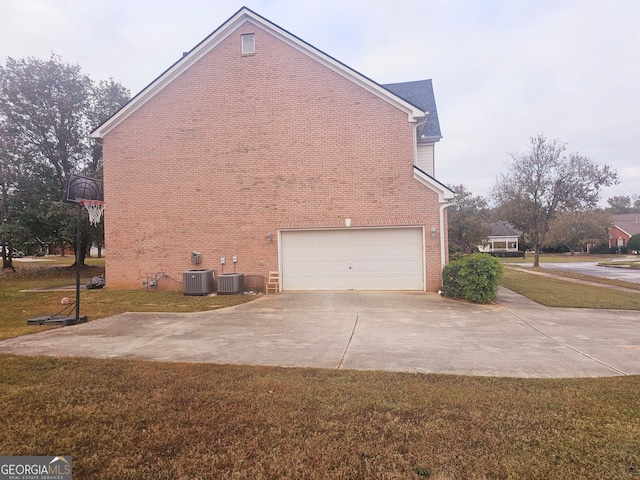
<box><xmin>0</xmin><ymin>288</ymin><xmax>638</xmax><ymax>378</ymax></box>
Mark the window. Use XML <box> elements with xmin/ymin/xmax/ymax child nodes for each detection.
<box><xmin>241</xmin><ymin>34</ymin><xmax>255</xmax><ymax>54</ymax></box>
<box><xmin>492</xmin><ymin>241</ymin><xmax>507</xmax><ymax>250</ymax></box>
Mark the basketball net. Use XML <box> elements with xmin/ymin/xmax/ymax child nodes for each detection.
<box><xmin>81</xmin><ymin>200</ymin><xmax>105</xmax><ymax>226</ymax></box>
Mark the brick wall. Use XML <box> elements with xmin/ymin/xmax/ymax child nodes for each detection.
<box><xmin>103</xmin><ymin>22</ymin><xmax>446</xmax><ymax>292</ymax></box>
<box><xmin>608</xmin><ymin>226</ymin><xmax>629</xmax><ymax>248</ymax></box>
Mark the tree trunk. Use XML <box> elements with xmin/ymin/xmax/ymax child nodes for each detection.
<box><xmin>533</xmin><ymin>244</ymin><xmax>541</xmax><ymax>268</ymax></box>
<box><xmin>2</xmin><ymin>242</ymin><xmax>16</xmax><ymax>271</ymax></box>
<box><xmin>70</xmin><ymin>235</ymin><xmax>89</xmax><ymax>267</ymax></box>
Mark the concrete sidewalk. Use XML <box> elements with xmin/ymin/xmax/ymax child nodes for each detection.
<box><xmin>0</xmin><ymin>288</ymin><xmax>638</xmax><ymax>378</ymax></box>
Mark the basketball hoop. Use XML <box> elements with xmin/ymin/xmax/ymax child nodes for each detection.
<box><xmin>81</xmin><ymin>200</ymin><xmax>105</xmax><ymax>226</ymax></box>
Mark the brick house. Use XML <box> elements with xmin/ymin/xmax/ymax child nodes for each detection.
<box><xmin>609</xmin><ymin>214</ymin><xmax>640</xmax><ymax>249</ymax></box>
<box><xmin>91</xmin><ymin>7</ymin><xmax>454</xmax><ymax>292</ymax></box>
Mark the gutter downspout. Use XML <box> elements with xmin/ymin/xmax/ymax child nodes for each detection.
<box><xmin>439</xmin><ymin>199</ymin><xmax>455</xmax><ymax>269</ymax></box>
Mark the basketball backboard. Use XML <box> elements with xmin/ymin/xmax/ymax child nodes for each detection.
<box><xmin>63</xmin><ymin>174</ymin><xmax>103</xmax><ymax>205</ymax></box>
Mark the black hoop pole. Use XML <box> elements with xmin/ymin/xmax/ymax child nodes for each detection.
<box><xmin>75</xmin><ymin>203</ymin><xmax>82</xmax><ymax>323</ymax></box>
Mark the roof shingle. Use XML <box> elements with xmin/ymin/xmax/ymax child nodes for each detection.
<box><xmin>383</xmin><ymin>80</ymin><xmax>441</xmax><ymax>140</ymax></box>
<box><xmin>612</xmin><ymin>214</ymin><xmax>640</xmax><ymax>236</ymax></box>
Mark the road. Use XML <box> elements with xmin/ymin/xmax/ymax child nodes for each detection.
<box><xmin>522</xmin><ymin>259</ymin><xmax>640</xmax><ymax>285</ymax></box>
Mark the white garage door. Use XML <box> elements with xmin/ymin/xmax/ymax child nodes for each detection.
<box><xmin>280</xmin><ymin>228</ymin><xmax>424</xmax><ymax>290</ymax></box>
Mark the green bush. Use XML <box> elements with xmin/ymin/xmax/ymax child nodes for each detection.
<box><xmin>628</xmin><ymin>234</ymin><xmax>640</xmax><ymax>252</ymax></box>
<box><xmin>441</xmin><ymin>261</ymin><xmax>464</xmax><ymax>299</ymax></box>
<box><xmin>589</xmin><ymin>243</ymin><xmax>609</xmax><ymax>254</ymax></box>
<box><xmin>442</xmin><ymin>254</ymin><xmax>503</xmax><ymax>304</ymax></box>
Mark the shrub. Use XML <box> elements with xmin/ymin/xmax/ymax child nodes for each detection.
<box><xmin>541</xmin><ymin>245</ymin><xmax>570</xmax><ymax>253</ymax></box>
<box><xmin>441</xmin><ymin>261</ymin><xmax>464</xmax><ymax>299</ymax></box>
<box><xmin>628</xmin><ymin>234</ymin><xmax>640</xmax><ymax>252</ymax></box>
<box><xmin>449</xmin><ymin>251</ymin><xmax>467</xmax><ymax>262</ymax></box>
<box><xmin>459</xmin><ymin>254</ymin><xmax>504</xmax><ymax>303</ymax></box>
<box><xmin>442</xmin><ymin>254</ymin><xmax>503</xmax><ymax>304</ymax></box>
<box><xmin>589</xmin><ymin>243</ymin><xmax>609</xmax><ymax>254</ymax></box>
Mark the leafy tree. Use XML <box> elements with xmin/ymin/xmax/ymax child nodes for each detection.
<box><xmin>493</xmin><ymin>134</ymin><xmax>618</xmax><ymax>267</ymax></box>
<box><xmin>607</xmin><ymin>195</ymin><xmax>640</xmax><ymax>213</ymax></box>
<box><xmin>447</xmin><ymin>184</ymin><xmax>491</xmax><ymax>253</ymax></box>
<box><xmin>0</xmin><ymin>120</ymin><xmax>21</xmax><ymax>269</ymax></box>
<box><xmin>0</xmin><ymin>54</ymin><xmax>129</xmax><ymax>265</ymax></box>
<box><xmin>86</xmin><ymin>79</ymin><xmax>129</xmax><ymax>258</ymax></box>
<box><xmin>607</xmin><ymin>196</ymin><xmax>632</xmax><ymax>213</ymax></box>
<box><xmin>628</xmin><ymin>233</ymin><xmax>640</xmax><ymax>252</ymax></box>
<box><xmin>544</xmin><ymin>209</ymin><xmax>611</xmax><ymax>255</ymax></box>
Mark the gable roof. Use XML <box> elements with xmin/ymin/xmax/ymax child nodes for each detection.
<box><xmin>91</xmin><ymin>6</ymin><xmax>429</xmax><ymax>139</ymax></box>
<box><xmin>413</xmin><ymin>166</ymin><xmax>455</xmax><ymax>203</ymax></box>
<box><xmin>487</xmin><ymin>221</ymin><xmax>521</xmax><ymax>237</ymax></box>
<box><xmin>612</xmin><ymin>214</ymin><xmax>640</xmax><ymax>237</ymax></box>
<box><xmin>383</xmin><ymin>80</ymin><xmax>441</xmax><ymax>141</ymax></box>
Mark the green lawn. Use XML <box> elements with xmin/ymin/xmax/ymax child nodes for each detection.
<box><xmin>499</xmin><ymin>253</ymin><xmax>622</xmax><ymax>264</ymax></box>
<box><xmin>0</xmin><ymin>258</ymin><xmax>254</xmax><ymax>340</ymax></box>
<box><xmin>600</xmin><ymin>259</ymin><xmax>640</xmax><ymax>268</ymax></box>
<box><xmin>1</xmin><ymin>355</ymin><xmax>638</xmax><ymax>479</ymax></box>
<box><xmin>500</xmin><ymin>268</ymin><xmax>640</xmax><ymax>309</ymax></box>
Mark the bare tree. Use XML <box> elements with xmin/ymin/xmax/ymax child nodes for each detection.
<box><xmin>493</xmin><ymin>134</ymin><xmax>618</xmax><ymax>267</ymax></box>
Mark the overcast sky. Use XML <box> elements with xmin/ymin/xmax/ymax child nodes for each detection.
<box><xmin>1</xmin><ymin>0</ymin><xmax>638</xmax><ymax>205</ymax></box>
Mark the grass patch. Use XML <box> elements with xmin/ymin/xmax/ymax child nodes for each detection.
<box><xmin>530</xmin><ymin>269</ymin><xmax>640</xmax><ymax>292</ymax></box>
<box><xmin>500</xmin><ymin>268</ymin><xmax>640</xmax><ymax>309</ymax></box>
<box><xmin>500</xmin><ymin>253</ymin><xmax>616</xmax><ymax>264</ymax></box>
<box><xmin>1</xmin><ymin>355</ymin><xmax>638</xmax><ymax>479</ymax></box>
<box><xmin>0</xmin><ymin>260</ymin><xmax>254</xmax><ymax>340</ymax></box>
<box><xmin>599</xmin><ymin>259</ymin><xmax>640</xmax><ymax>269</ymax></box>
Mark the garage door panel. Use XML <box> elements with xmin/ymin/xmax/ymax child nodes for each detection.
<box><xmin>281</xmin><ymin>228</ymin><xmax>424</xmax><ymax>291</ymax></box>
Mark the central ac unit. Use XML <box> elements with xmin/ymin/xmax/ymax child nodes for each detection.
<box><xmin>183</xmin><ymin>269</ymin><xmax>214</xmax><ymax>296</ymax></box>
<box><xmin>217</xmin><ymin>273</ymin><xmax>244</xmax><ymax>294</ymax></box>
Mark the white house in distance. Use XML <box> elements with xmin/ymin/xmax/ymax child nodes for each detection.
<box><xmin>478</xmin><ymin>221</ymin><xmax>521</xmax><ymax>255</ymax></box>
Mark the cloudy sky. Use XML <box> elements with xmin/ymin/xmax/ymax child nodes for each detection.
<box><xmin>1</xmin><ymin>0</ymin><xmax>638</xmax><ymax>205</ymax></box>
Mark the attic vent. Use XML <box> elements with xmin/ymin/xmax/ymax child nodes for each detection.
<box><xmin>241</xmin><ymin>34</ymin><xmax>255</xmax><ymax>54</ymax></box>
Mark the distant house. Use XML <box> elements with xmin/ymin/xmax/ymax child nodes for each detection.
<box><xmin>478</xmin><ymin>221</ymin><xmax>522</xmax><ymax>255</ymax></box>
<box><xmin>609</xmin><ymin>214</ymin><xmax>640</xmax><ymax>248</ymax></box>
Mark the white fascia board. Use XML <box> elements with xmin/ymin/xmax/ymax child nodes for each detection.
<box><xmin>91</xmin><ymin>14</ymin><xmax>246</xmax><ymax>139</ymax></box>
<box><xmin>413</xmin><ymin>167</ymin><xmax>455</xmax><ymax>203</ymax></box>
<box><xmin>91</xmin><ymin>8</ymin><xmax>424</xmax><ymax>139</ymax></box>
<box><xmin>419</xmin><ymin>135</ymin><xmax>443</xmax><ymax>143</ymax></box>
<box><xmin>616</xmin><ymin>227</ymin><xmax>632</xmax><ymax>237</ymax></box>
